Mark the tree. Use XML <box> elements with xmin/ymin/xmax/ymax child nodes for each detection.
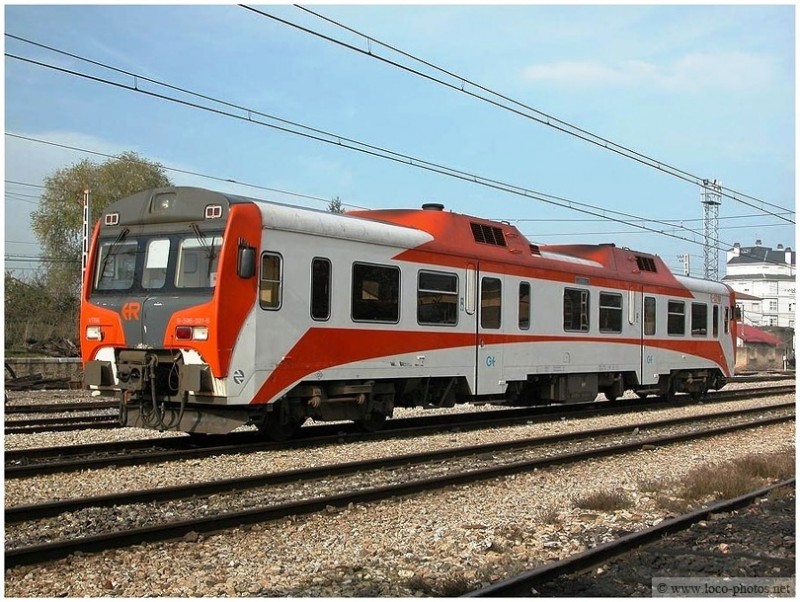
<box><xmin>31</xmin><ymin>151</ymin><xmax>172</xmax><ymax>297</ymax></box>
<box><xmin>327</xmin><ymin>196</ymin><xmax>344</xmax><ymax>214</ymax></box>
<box><xmin>4</xmin><ymin>271</ymin><xmax>78</xmax><ymax>353</ymax></box>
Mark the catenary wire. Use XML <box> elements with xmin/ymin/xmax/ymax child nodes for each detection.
<box><xmin>8</xmin><ymin>138</ymin><xmax>782</xmax><ymax>243</ymax></box>
<box><xmin>6</xmin><ymin>32</ymin><xmax>790</xmax><ymax>242</ymax></box>
<box><xmin>5</xmin><ymin>48</ymin><xmax>719</xmax><ymax>250</ymax></box>
<box><xmin>5</xmin><ymin>43</ymin><xmax>791</xmax><ymax>266</ymax></box>
<box><xmin>259</xmin><ymin>4</ymin><xmax>794</xmax><ymax>222</ymax></box>
<box><xmin>5</xmin><ymin>133</ymin><xmax>369</xmax><ymax>210</ymax></box>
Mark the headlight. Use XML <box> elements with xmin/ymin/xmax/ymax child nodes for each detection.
<box><xmin>86</xmin><ymin>326</ymin><xmax>103</xmax><ymax>341</ymax></box>
<box><xmin>175</xmin><ymin>325</ymin><xmax>208</xmax><ymax>341</ymax></box>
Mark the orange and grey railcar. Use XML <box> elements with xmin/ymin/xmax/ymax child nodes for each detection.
<box><xmin>80</xmin><ymin>187</ymin><xmax>737</xmax><ymax>438</ymax></box>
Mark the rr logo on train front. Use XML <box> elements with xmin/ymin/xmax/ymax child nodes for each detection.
<box><xmin>121</xmin><ymin>302</ymin><xmax>141</xmax><ymax>321</ymax></box>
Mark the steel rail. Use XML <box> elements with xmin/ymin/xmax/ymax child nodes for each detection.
<box><xmin>6</xmin><ymin>415</ymin><xmax>116</xmax><ymax>428</ymax></box>
<box><xmin>4</xmin><ymin>401</ymin><xmax>118</xmax><ymax>414</ymax></box>
<box><xmin>464</xmin><ymin>478</ymin><xmax>796</xmax><ymax>597</ymax></box>
<box><xmin>5</xmin><ymin>386</ymin><xmax>793</xmax><ymax>478</ymax></box>
<box><xmin>4</xmin><ymin>413</ymin><xmax>794</xmax><ymax>567</ymax></box>
<box><xmin>5</xmin><ymin>402</ymin><xmax>794</xmax><ymax>523</ymax></box>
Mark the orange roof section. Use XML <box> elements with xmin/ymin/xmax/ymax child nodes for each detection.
<box><xmin>348</xmin><ymin>207</ymin><xmax>685</xmax><ymax>289</ymax></box>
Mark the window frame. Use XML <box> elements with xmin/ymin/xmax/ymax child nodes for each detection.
<box><xmin>174</xmin><ymin>234</ymin><xmax>223</xmax><ymax>290</ymax></box>
<box><xmin>417</xmin><ymin>269</ymin><xmax>459</xmax><ymax>327</ymax></box>
<box><xmin>259</xmin><ymin>252</ymin><xmax>283</xmax><ymax>311</ymax></box>
<box><xmin>691</xmin><ymin>302</ymin><xmax>708</xmax><ymax>337</ymax></box>
<box><xmin>598</xmin><ymin>291</ymin><xmax>623</xmax><ymax>334</ymax></box>
<box><xmin>310</xmin><ymin>257</ymin><xmax>332</xmax><ymax>321</ymax></box>
<box><xmin>667</xmin><ymin>300</ymin><xmax>686</xmax><ymax>336</ymax></box>
<box><xmin>712</xmin><ymin>305</ymin><xmax>720</xmax><ymax>338</ymax></box>
<box><xmin>351</xmin><ymin>262</ymin><xmax>401</xmax><ymax>324</ymax></box>
<box><xmin>518</xmin><ymin>281</ymin><xmax>531</xmax><ymax>331</ymax></box>
<box><xmin>563</xmin><ymin>287</ymin><xmax>590</xmax><ymax>332</ymax></box>
<box><xmin>480</xmin><ymin>276</ymin><xmax>502</xmax><ymax>330</ymax></box>
<box><xmin>644</xmin><ymin>296</ymin><xmax>657</xmax><ymax>336</ymax></box>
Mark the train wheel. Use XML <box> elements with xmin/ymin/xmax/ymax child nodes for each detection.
<box><xmin>356</xmin><ymin>411</ymin><xmax>387</xmax><ymax>432</ymax></box>
<box><xmin>603</xmin><ymin>391</ymin><xmax>618</xmax><ymax>402</ymax></box>
<box><xmin>635</xmin><ymin>391</ymin><xmax>649</xmax><ymax>399</ymax></box>
<box><xmin>690</xmin><ymin>387</ymin><xmax>708</xmax><ymax>402</ymax></box>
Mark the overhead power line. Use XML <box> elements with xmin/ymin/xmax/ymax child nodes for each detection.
<box><xmin>5</xmin><ymin>42</ymin><xmax>714</xmax><ymax>250</ymax></box>
<box><xmin>5</xmin><ymin>35</ymin><xmax>790</xmax><ymax>266</ymax></box>
<box><xmin>5</xmin><ymin>132</ymin><xmax>368</xmax><ymax>211</ymax></box>
<box><xmin>526</xmin><ymin>221</ymin><xmax>790</xmax><ymax>239</ymax></box>
<box><xmin>6</xmin><ymin>179</ymin><xmax>45</xmax><ymax>189</ymax></box>
<box><xmin>14</xmin><ymin>133</ymin><xmax>759</xmax><ymax>238</ymax></box>
<box><xmin>239</xmin><ymin>4</ymin><xmax>794</xmax><ymax>224</ymax></box>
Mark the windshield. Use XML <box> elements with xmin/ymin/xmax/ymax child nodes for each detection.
<box><xmin>92</xmin><ymin>232</ymin><xmax>224</xmax><ymax>293</ymax></box>
<box><xmin>95</xmin><ymin>240</ymin><xmax>138</xmax><ymax>290</ymax></box>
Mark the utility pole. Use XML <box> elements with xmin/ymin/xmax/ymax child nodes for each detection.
<box><xmin>701</xmin><ymin>179</ymin><xmax>722</xmax><ymax>280</ymax></box>
<box><xmin>81</xmin><ymin>188</ymin><xmax>90</xmax><ymax>296</ymax></box>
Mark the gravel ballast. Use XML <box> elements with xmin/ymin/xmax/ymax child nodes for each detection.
<box><xmin>4</xmin><ymin>388</ymin><xmax>795</xmax><ymax>597</ymax></box>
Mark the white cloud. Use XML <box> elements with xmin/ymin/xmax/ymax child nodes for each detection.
<box><xmin>521</xmin><ymin>51</ymin><xmax>779</xmax><ymax>93</ymax></box>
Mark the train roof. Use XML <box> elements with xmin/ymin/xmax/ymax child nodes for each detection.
<box><xmin>101</xmin><ymin>188</ymin><xmax>726</xmax><ymax>292</ymax></box>
<box><xmin>348</xmin><ymin>206</ymin><xmax>692</xmax><ymax>289</ymax></box>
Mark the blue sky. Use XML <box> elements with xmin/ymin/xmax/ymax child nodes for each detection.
<box><xmin>4</xmin><ymin>4</ymin><xmax>795</xmax><ymax>278</ymax></box>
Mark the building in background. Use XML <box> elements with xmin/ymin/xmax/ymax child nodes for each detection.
<box><xmin>735</xmin><ymin>323</ymin><xmax>786</xmax><ymax>371</ymax></box>
<box><xmin>723</xmin><ymin>240</ymin><xmax>795</xmax><ymax>328</ymax></box>
<box><xmin>723</xmin><ymin>240</ymin><xmax>795</xmax><ymax>368</ymax></box>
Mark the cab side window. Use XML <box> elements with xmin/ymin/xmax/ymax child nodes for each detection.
<box><xmin>259</xmin><ymin>253</ymin><xmax>282</xmax><ymax>310</ymax></box>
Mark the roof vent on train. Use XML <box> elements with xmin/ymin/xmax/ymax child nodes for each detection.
<box><xmin>422</xmin><ymin>203</ymin><xmax>445</xmax><ymax>211</ymax></box>
<box><xmin>470</xmin><ymin>222</ymin><xmax>507</xmax><ymax>247</ymax></box>
<box><xmin>635</xmin><ymin>255</ymin><xmax>658</xmax><ymax>272</ymax></box>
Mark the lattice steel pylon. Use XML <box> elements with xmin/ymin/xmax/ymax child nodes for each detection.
<box><xmin>701</xmin><ymin>179</ymin><xmax>722</xmax><ymax>280</ymax></box>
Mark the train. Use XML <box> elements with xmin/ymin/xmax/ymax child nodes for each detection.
<box><xmin>80</xmin><ymin>186</ymin><xmax>737</xmax><ymax>438</ymax></box>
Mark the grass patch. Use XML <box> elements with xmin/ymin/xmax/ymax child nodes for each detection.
<box><xmin>679</xmin><ymin>451</ymin><xmax>795</xmax><ymax>501</ymax></box>
<box><xmin>535</xmin><ymin>503</ymin><xmax>562</xmax><ymax>525</ymax></box>
<box><xmin>637</xmin><ymin>476</ymin><xmax>667</xmax><ymax>492</ymax></box>
<box><xmin>572</xmin><ymin>488</ymin><xmax>632</xmax><ymax>512</ymax></box>
<box><xmin>407</xmin><ymin>573</ymin><xmax>471</xmax><ymax>597</ymax></box>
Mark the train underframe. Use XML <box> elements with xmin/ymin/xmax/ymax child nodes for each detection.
<box><xmin>87</xmin><ymin>349</ymin><xmax>727</xmax><ymax>437</ymax></box>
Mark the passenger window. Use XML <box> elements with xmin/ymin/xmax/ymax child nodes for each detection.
<box><xmin>480</xmin><ymin>277</ymin><xmax>502</xmax><ymax>329</ymax></box>
<box><xmin>311</xmin><ymin>258</ymin><xmax>331</xmax><ymax>321</ymax></box>
<box><xmin>691</xmin><ymin>303</ymin><xmax>708</xmax><ymax>336</ymax></box>
<box><xmin>724</xmin><ymin>307</ymin><xmax>730</xmax><ymax>334</ymax></box>
<box><xmin>519</xmin><ymin>282</ymin><xmax>531</xmax><ymax>330</ymax></box>
<box><xmin>644</xmin><ymin>296</ymin><xmax>656</xmax><ymax>336</ymax></box>
<box><xmin>417</xmin><ymin>270</ymin><xmax>458</xmax><ymax>325</ymax></box>
<box><xmin>564</xmin><ymin>288</ymin><xmax>590</xmax><ymax>332</ymax></box>
<box><xmin>713</xmin><ymin>305</ymin><xmax>720</xmax><ymax>338</ymax></box>
<box><xmin>599</xmin><ymin>292</ymin><xmax>622</xmax><ymax>333</ymax></box>
<box><xmin>352</xmin><ymin>263</ymin><xmax>400</xmax><ymax>322</ymax></box>
<box><xmin>667</xmin><ymin>300</ymin><xmax>685</xmax><ymax>335</ymax></box>
<box><xmin>259</xmin><ymin>253</ymin><xmax>282</xmax><ymax>310</ymax></box>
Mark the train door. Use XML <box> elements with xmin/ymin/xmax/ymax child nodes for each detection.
<box><xmin>475</xmin><ymin>267</ymin><xmax>506</xmax><ymax>396</ymax></box>
<box><xmin>640</xmin><ymin>291</ymin><xmax>660</xmax><ymax>387</ymax></box>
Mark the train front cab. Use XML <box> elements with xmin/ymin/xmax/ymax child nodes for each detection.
<box><xmin>81</xmin><ymin>188</ymin><xmax>263</xmax><ymax>433</ymax></box>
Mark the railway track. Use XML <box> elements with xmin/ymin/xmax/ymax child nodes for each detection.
<box><xmin>5</xmin><ymin>385</ymin><xmax>793</xmax><ymax>478</ymax></box>
<box><xmin>4</xmin><ymin>415</ymin><xmax>119</xmax><ymax>435</ymax></box>
<box><xmin>3</xmin><ymin>379</ymin><xmax>792</xmax><ymax>436</ymax></box>
<box><xmin>5</xmin><ymin>403</ymin><xmax>794</xmax><ymax>567</ymax></box>
<box><xmin>465</xmin><ymin>478</ymin><xmax>795</xmax><ymax>597</ymax></box>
